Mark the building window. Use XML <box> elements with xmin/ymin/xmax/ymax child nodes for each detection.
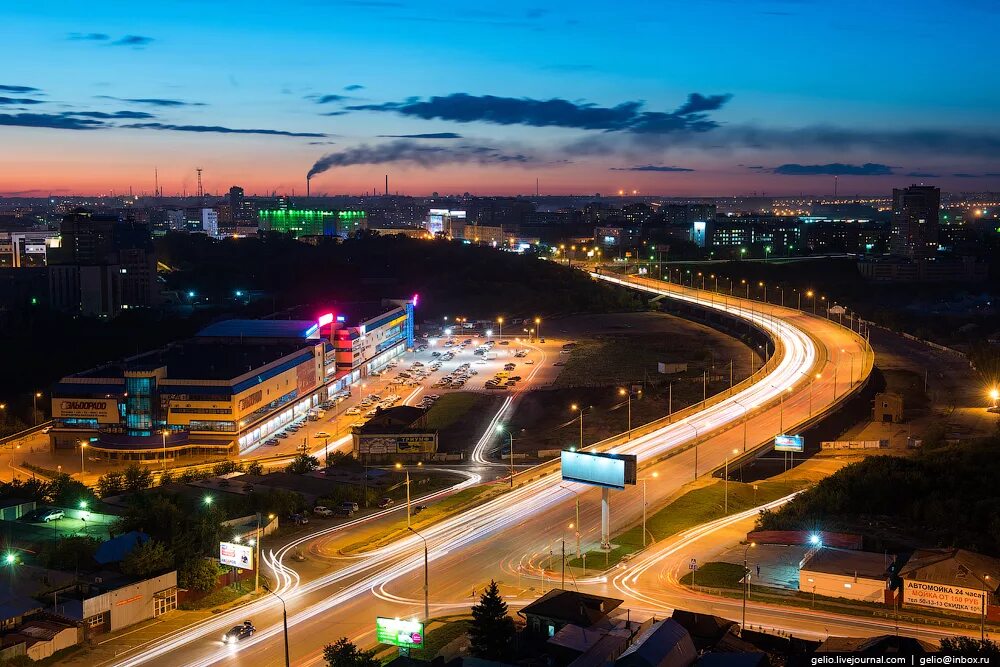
<box><xmin>154</xmin><ymin>588</ymin><xmax>177</xmax><ymax>616</ymax></box>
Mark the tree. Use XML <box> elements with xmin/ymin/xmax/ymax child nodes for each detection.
<box><xmin>245</xmin><ymin>460</ymin><xmax>264</xmax><ymax>476</ymax></box>
<box><xmin>178</xmin><ymin>558</ymin><xmax>222</xmax><ymax>592</ymax></box>
<box><xmin>469</xmin><ymin>579</ymin><xmax>515</xmax><ymax>659</ymax></box>
<box><xmin>123</xmin><ymin>464</ymin><xmax>153</xmax><ymax>493</ymax></box>
<box><xmin>48</xmin><ymin>474</ymin><xmax>97</xmax><ymax>507</ymax></box>
<box><xmin>323</xmin><ymin>638</ymin><xmax>378</xmax><ymax>667</ymax></box>
<box><xmin>38</xmin><ymin>536</ymin><xmax>99</xmax><ymax>571</ymax></box>
<box><xmin>97</xmin><ymin>470</ymin><xmax>125</xmax><ymax>498</ymax></box>
<box><xmin>940</xmin><ymin>636</ymin><xmax>1000</xmax><ymax>656</ymax></box>
<box><xmin>286</xmin><ymin>454</ymin><xmax>320</xmax><ymax>475</ymax></box>
<box><xmin>213</xmin><ymin>460</ymin><xmax>243</xmax><ymax>476</ymax></box>
<box><xmin>121</xmin><ymin>539</ymin><xmax>173</xmax><ymax>578</ymax></box>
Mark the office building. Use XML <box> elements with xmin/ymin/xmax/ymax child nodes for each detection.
<box><xmin>224</xmin><ymin>185</ymin><xmax>258</xmax><ymax>237</ymax></box>
<box><xmin>0</xmin><ymin>230</ymin><xmax>60</xmax><ymax>268</ymax></box>
<box><xmin>258</xmin><ymin>209</ymin><xmax>367</xmax><ymax>239</ymax></box>
<box><xmin>425</xmin><ymin>209</ymin><xmax>466</xmax><ymax>237</ymax></box>
<box><xmin>890</xmin><ymin>185</ymin><xmax>940</xmax><ymax>258</ymax></box>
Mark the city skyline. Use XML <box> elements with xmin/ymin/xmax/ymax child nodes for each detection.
<box><xmin>3</xmin><ymin>0</ymin><xmax>1000</xmax><ymax>197</ymax></box>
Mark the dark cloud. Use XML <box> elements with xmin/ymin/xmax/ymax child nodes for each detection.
<box><xmin>986</xmin><ymin>173</ymin><xmax>1000</xmax><ymax>177</ymax></box>
<box><xmin>377</xmin><ymin>132</ymin><xmax>463</xmax><ymax>139</ymax></box>
<box><xmin>321</xmin><ymin>111</ymin><xmax>348</xmax><ymax>116</ymax></box>
<box><xmin>0</xmin><ymin>85</ymin><xmax>41</xmax><ymax>93</ymax></box>
<box><xmin>952</xmin><ymin>173</ymin><xmax>981</xmax><ymax>178</ymax></box>
<box><xmin>609</xmin><ymin>164</ymin><xmax>694</xmax><ymax>172</ymax></box>
<box><xmin>773</xmin><ymin>163</ymin><xmax>894</xmax><ymax>176</ymax></box>
<box><xmin>307</xmin><ymin>140</ymin><xmax>531</xmax><ymax>179</ymax></box>
<box><xmin>72</xmin><ymin>110</ymin><xmax>155</xmax><ymax>119</ymax></box>
<box><xmin>0</xmin><ymin>113</ymin><xmax>106</xmax><ymax>130</ymax></box>
<box><xmin>124</xmin><ymin>122</ymin><xmax>325</xmax><ymax>137</ymax></box>
<box><xmin>113</xmin><ymin>35</ymin><xmax>154</xmax><ymax>47</ymax></box>
<box><xmin>346</xmin><ymin>92</ymin><xmax>730</xmax><ymax>135</ymax></box>
<box><xmin>0</xmin><ymin>97</ymin><xmax>45</xmax><ymax>105</ymax></box>
<box><xmin>308</xmin><ymin>141</ymin><xmax>338</xmax><ymax>145</ymax></box>
<box><xmin>97</xmin><ymin>96</ymin><xmax>206</xmax><ymax>107</ymax></box>
<box><xmin>68</xmin><ymin>32</ymin><xmax>110</xmax><ymax>41</ymax></box>
<box><xmin>344</xmin><ymin>84</ymin><xmax>365</xmax><ymax>91</ymax></box>
<box><xmin>315</xmin><ymin>94</ymin><xmax>349</xmax><ymax>104</ymax></box>
<box><xmin>906</xmin><ymin>172</ymin><xmax>939</xmax><ymax>178</ymax></box>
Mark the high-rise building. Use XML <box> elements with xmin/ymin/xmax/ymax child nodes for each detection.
<box><xmin>48</xmin><ymin>210</ymin><xmax>159</xmax><ymax>317</ymax></box>
<box><xmin>890</xmin><ymin>185</ymin><xmax>940</xmax><ymax>258</ymax></box>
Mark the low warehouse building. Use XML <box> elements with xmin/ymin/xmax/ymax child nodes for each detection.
<box><xmin>799</xmin><ymin>548</ymin><xmax>891</xmax><ymax>602</ymax></box>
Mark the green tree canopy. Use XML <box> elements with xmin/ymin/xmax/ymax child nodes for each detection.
<box><xmin>121</xmin><ymin>539</ymin><xmax>173</xmax><ymax>578</ymax></box>
<box><xmin>469</xmin><ymin>579</ymin><xmax>515</xmax><ymax>659</ymax></box>
<box><xmin>323</xmin><ymin>637</ymin><xmax>379</xmax><ymax>667</ymax></box>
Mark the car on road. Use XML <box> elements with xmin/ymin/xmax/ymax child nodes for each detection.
<box><xmin>340</xmin><ymin>501</ymin><xmax>360</xmax><ymax>513</ymax></box>
<box><xmin>553</xmin><ymin>361</ymin><xmax>566</xmax><ymax>366</ymax></box>
<box><xmin>287</xmin><ymin>512</ymin><xmax>309</xmax><ymax>525</ymax></box>
<box><xmin>313</xmin><ymin>506</ymin><xmax>334</xmax><ymax>517</ymax></box>
<box><xmin>222</xmin><ymin>621</ymin><xmax>255</xmax><ymax>644</ymax></box>
<box><xmin>345</xmin><ymin>407</ymin><xmax>361</xmax><ymax>416</ymax></box>
<box><xmin>378</xmin><ymin>497</ymin><xmax>394</xmax><ymax>509</ymax></box>
<box><xmin>40</xmin><ymin>509</ymin><xmax>64</xmax><ymax>522</ymax></box>
<box><xmin>525</xmin><ymin>359</ymin><xmax>534</xmax><ymax>364</ymax></box>
<box><xmin>314</xmin><ymin>431</ymin><xmax>331</xmax><ymax>439</ymax></box>
<box><xmin>413</xmin><ymin>504</ymin><xmax>428</xmax><ymax>515</ymax></box>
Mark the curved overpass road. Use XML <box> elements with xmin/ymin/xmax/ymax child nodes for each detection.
<box><xmin>110</xmin><ymin>275</ymin><xmax>871</xmax><ymax>667</ymax></box>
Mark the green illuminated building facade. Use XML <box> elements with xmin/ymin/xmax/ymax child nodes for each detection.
<box><xmin>259</xmin><ymin>209</ymin><xmax>367</xmax><ymax>238</ymax></box>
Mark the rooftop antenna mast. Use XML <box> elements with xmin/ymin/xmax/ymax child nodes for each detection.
<box><xmin>154</xmin><ymin>168</ymin><xmax>159</xmax><ymax>198</ymax></box>
<box><xmin>196</xmin><ymin>168</ymin><xmax>204</xmax><ymax>202</ymax></box>
<box><xmin>834</xmin><ymin>175</ymin><xmax>838</xmax><ymax>198</ymax></box>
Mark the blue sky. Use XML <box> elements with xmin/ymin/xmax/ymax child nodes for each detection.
<box><xmin>2</xmin><ymin>0</ymin><xmax>999</xmax><ymax>196</ymax></box>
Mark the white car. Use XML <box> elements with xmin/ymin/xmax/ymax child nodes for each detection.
<box><xmin>345</xmin><ymin>407</ymin><xmax>361</xmax><ymax>416</ymax></box>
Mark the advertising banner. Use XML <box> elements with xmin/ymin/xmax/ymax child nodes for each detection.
<box><xmin>903</xmin><ymin>580</ymin><xmax>985</xmax><ymax>615</ymax></box>
<box><xmin>357</xmin><ymin>434</ymin><xmax>437</xmax><ymax>455</ymax></box>
<box><xmin>296</xmin><ymin>354</ymin><xmax>318</xmax><ymax>396</ymax></box>
<box><xmin>219</xmin><ymin>541</ymin><xmax>253</xmax><ymax>570</ymax></box>
<box><xmin>774</xmin><ymin>435</ymin><xmax>804</xmax><ymax>452</ymax></box>
<box><xmin>561</xmin><ymin>450</ymin><xmax>637</xmax><ymax>490</ymax></box>
<box><xmin>53</xmin><ymin>399</ymin><xmax>120</xmax><ymax>423</ymax></box>
<box><xmin>376</xmin><ymin>617</ymin><xmax>424</xmax><ymax>647</ymax></box>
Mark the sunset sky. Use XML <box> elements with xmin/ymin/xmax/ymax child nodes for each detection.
<box><xmin>3</xmin><ymin>0</ymin><xmax>999</xmax><ymax>197</ymax></box>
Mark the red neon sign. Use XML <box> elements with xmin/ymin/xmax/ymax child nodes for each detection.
<box><xmin>317</xmin><ymin>313</ymin><xmax>334</xmax><ymax>327</ymax></box>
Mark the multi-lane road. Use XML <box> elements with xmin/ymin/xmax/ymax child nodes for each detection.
<box><xmin>108</xmin><ymin>273</ymin><xmax>871</xmax><ymax>666</ymax></box>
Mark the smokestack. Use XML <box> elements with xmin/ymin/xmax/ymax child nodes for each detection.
<box><xmin>385</xmin><ymin>174</ymin><xmax>388</xmax><ymax>196</ymax></box>
<box><xmin>307</xmin><ymin>176</ymin><xmax>311</xmax><ymax>198</ymax></box>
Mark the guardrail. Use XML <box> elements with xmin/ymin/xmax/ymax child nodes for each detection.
<box><xmin>0</xmin><ymin>420</ymin><xmax>53</xmax><ymax>448</ymax></box>
<box><xmin>500</xmin><ymin>268</ymin><xmax>874</xmax><ymax>488</ymax></box>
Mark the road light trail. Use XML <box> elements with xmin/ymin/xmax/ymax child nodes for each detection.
<box><xmin>114</xmin><ymin>276</ymin><xmax>837</xmax><ymax>666</ymax></box>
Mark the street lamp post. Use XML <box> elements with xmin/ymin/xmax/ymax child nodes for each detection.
<box><xmin>79</xmin><ymin>442</ymin><xmax>87</xmax><ymax>474</ymax></box>
<box><xmin>640</xmin><ymin>472</ymin><xmax>659</xmax><ymax>547</ymax></box>
<box><xmin>742</xmin><ymin>541</ymin><xmax>756</xmax><ymax>633</ymax></box>
<box><xmin>724</xmin><ymin>449</ymin><xmax>738</xmax><ymax>513</ymax></box>
<box><xmin>407</xmin><ymin>526</ymin><xmax>430</xmax><ymax>621</ymax></box>
<box><xmin>982</xmin><ymin>574</ymin><xmax>991</xmax><ymax>641</ymax></box>
<box><xmin>32</xmin><ymin>392</ymin><xmax>42</xmax><ymax>426</ymax></box>
<box><xmin>497</xmin><ymin>317</ymin><xmax>503</xmax><ymax>342</ymax></box>
<box><xmin>618</xmin><ymin>387</ymin><xmax>639</xmax><ymax>440</ymax></box>
<box><xmin>395</xmin><ymin>463</ymin><xmax>412</xmax><ymax>527</ymax></box>
<box><xmin>262</xmin><ymin>582</ymin><xmax>290</xmax><ymax>667</ymax></box>
<box><xmin>570</xmin><ymin>404</ymin><xmax>590</xmax><ymax>449</ymax></box>
<box><xmin>534</xmin><ymin>317</ymin><xmax>541</xmax><ymax>341</ymax></box>
<box><xmin>161</xmin><ymin>429</ymin><xmax>169</xmax><ymax>476</ymax></box>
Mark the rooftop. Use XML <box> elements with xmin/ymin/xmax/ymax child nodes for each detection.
<box><xmin>898</xmin><ymin>548</ymin><xmax>1000</xmax><ymax>590</ymax></box>
<box><xmin>68</xmin><ymin>339</ymin><xmax>311</xmax><ymax>383</ymax></box>
<box><xmin>518</xmin><ymin>589</ymin><xmax>623</xmax><ymax>628</ymax></box>
<box><xmin>800</xmin><ymin>548</ymin><xmax>892</xmax><ymax>580</ymax></box>
<box><xmin>197</xmin><ymin>319</ymin><xmax>321</xmax><ymax>340</ymax></box>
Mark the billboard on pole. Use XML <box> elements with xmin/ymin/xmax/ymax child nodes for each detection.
<box><xmin>376</xmin><ymin>617</ymin><xmax>424</xmax><ymax>647</ymax></box>
<box><xmin>560</xmin><ymin>450</ymin><xmax>637</xmax><ymax>490</ymax></box>
<box><xmin>219</xmin><ymin>541</ymin><xmax>253</xmax><ymax>570</ymax></box>
<box><xmin>774</xmin><ymin>435</ymin><xmax>804</xmax><ymax>452</ymax></box>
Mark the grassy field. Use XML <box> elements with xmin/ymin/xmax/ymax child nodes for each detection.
<box><xmin>567</xmin><ymin>475</ymin><xmax>812</xmax><ymax>569</ymax></box>
<box><xmin>552</xmin><ymin>334</ymin><xmax>719</xmax><ymax>389</ymax></box>
<box><xmin>424</xmin><ymin>392</ymin><xmax>505</xmax><ymax>453</ymax></box>
<box><xmin>679</xmin><ymin>561</ymin><xmax>745</xmax><ymax>587</ymax></box>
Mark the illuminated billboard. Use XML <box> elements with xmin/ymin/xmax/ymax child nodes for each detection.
<box><xmin>774</xmin><ymin>435</ymin><xmax>804</xmax><ymax>452</ymax></box>
<box><xmin>560</xmin><ymin>450</ymin><xmax>637</xmax><ymax>490</ymax></box>
<box><xmin>53</xmin><ymin>399</ymin><xmax>120</xmax><ymax>423</ymax></box>
<box><xmin>219</xmin><ymin>541</ymin><xmax>253</xmax><ymax>570</ymax></box>
<box><xmin>376</xmin><ymin>617</ymin><xmax>424</xmax><ymax>647</ymax></box>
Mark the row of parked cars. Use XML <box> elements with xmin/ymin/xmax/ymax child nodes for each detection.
<box><xmin>432</xmin><ymin>362</ymin><xmax>477</xmax><ymax>389</ymax></box>
<box><xmin>416</xmin><ymin>393</ymin><xmax>441</xmax><ymax>409</ymax></box>
<box><xmin>311</xmin><ymin>496</ymin><xmax>396</xmax><ymax>519</ymax></box>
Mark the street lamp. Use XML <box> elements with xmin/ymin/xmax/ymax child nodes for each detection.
<box><xmin>161</xmin><ymin>429</ymin><xmax>170</xmax><ymax>476</ymax></box>
<box><xmin>395</xmin><ymin>462</ymin><xmax>412</xmax><ymax>527</ymax></box>
<box><xmin>497</xmin><ymin>317</ymin><xmax>503</xmax><ymax>341</ymax></box>
<box><xmin>570</xmin><ymin>404</ymin><xmax>590</xmax><ymax>449</ymax></box>
<box><xmin>742</xmin><ymin>541</ymin><xmax>756</xmax><ymax>633</ymax></box>
<box><xmin>618</xmin><ymin>387</ymin><xmax>641</xmax><ymax>440</ymax></box>
<box><xmin>982</xmin><ymin>574</ymin><xmax>992</xmax><ymax>641</ymax></box>
<box><xmin>79</xmin><ymin>442</ymin><xmax>87</xmax><ymax>474</ymax></box>
<box><xmin>262</xmin><ymin>581</ymin><xmax>290</xmax><ymax>667</ymax></box>
<box><xmin>841</xmin><ymin>348</ymin><xmax>856</xmax><ymax>388</ymax></box>
<box><xmin>534</xmin><ymin>317</ymin><xmax>541</xmax><ymax>341</ymax></box>
<box><xmin>724</xmin><ymin>448</ymin><xmax>739</xmax><ymax>513</ymax></box>
<box><xmin>496</xmin><ymin>425</ymin><xmax>515</xmax><ymax>488</ymax></box>
<box><xmin>32</xmin><ymin>392</ymin><xmax>42</xmax><ymax>426</ymax></box>
<box><xmin>991</xmin><ymin>388</ymin><xmax>1000</xmax><ymax>409</ymax></box>
<box><xmin>807</xmin><ymin>289</ymin><xmax>816</xmax><ymax>314</ymax></box>
<box><xmin>407</xmin><ymin>526</ymin><xmax>430</xmax><ymax>621</ymax></box>
<box><xmin>640</xmin><ymin>472</ymin><xmax>658</xmax><ymax>547</ymax></box>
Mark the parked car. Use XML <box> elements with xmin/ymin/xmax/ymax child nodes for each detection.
<box><xmin>222</xmin><ymin>621</ymin><xmax>255</xmax><ymax>643</ymax></box>
<box><xmin>413</xmin><ymin>504</ymin><xmax>428</xmax><ymax>515</ymax></box>
<box><xmin>313</xmin><ymin>506</ymin><xmax>334</xmax><ymax>517</ymax></box>
<box><xmin>40</xmin><ymin>509</ymin><xmax>64</xmax><ymax>522</ymax></box>
<box><xmin>314</xmin><ymin>431</ymin><xmax>331</xmax><ymax>439</ymax></box>
<box><xmin>345</xmin><ymin>407</ymin><xmax>361</xmax><ymax>416</ymax></box>
<box><xmin>340</xmin><ymin>501</ymin><xmax>360</xmax><ymax>513</ymax></box>
<box><xmin>378</xmin><ymin>497</ymin><xmax>394</xmax><ymax>509</ymax></box>
<box><xmin>265</xmin><ymin>438</ymin><xmax>280</xmax><ymax>446</ymax></box>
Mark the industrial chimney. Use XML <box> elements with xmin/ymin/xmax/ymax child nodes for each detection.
<box><xmin>306</xmin><ymin>176</ymin><xmax>311</xmax><ymax>198</ymax></box>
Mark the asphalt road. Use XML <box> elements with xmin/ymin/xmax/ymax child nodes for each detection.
<box><xmin>109</xmin><ymin>276</ymin><xmax>872</xmax><ymax>667</ymax></box>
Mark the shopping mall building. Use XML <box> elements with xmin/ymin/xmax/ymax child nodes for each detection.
<box><xmin>48</xmin><ymin>298</ymin><xmax>415</xmax><ymax>460</ymax></box>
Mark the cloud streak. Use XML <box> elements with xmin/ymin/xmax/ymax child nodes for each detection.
<box><xmin>609</xmin><ymin>164</ymin><xmax>694</xmax><ymax>172</ymax></box>
<box><xmin>376</xmin><ymin>132</ymin><xmax>463</xmax><ymax>139</ymax></box>
<box><xmin>772</xmin><ymin>163</ymin><xmax>893</xmax><ymax>176</ymax></box>
<box><xmin>307</xmin><ymin>140</ymin><xmax>531</xmax><ymax>179</ymax></box>
<box><xmin>0</xmin><ymin>97</ymin><xmax>45</xmax><ymax>106</ymax></box>
<box><xmin>97</xmin><ymin>96</ymin><xmax>206</xmax><ymax>107</ymax></box>
<box><xmin>124</xmin><ymin>122</ymin><xmax>325</xmax><ymax>137</ymax></box>
<box><xmin>0</xmin><ymin>85</ymin><xmax>41</xmax><ymax>94</ymax></box>
<box><xmin>0</xmin><ymin>113</ymin><xmax>106</xmax><ymax>130</ymax></box>
<box><xmin>346</xmin><ymin>92</ymin><xmax>731</xmax><ymax>135</ymax></box>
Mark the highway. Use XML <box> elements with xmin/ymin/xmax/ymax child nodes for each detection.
<box><xmin>107</xmin><ymin>273</ymin><xmax>871</xmax><ymax>666</ymax></box>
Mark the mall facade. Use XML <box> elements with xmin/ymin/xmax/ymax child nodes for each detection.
<box><xmin>48</xmin><ymin>298</ymin><xmax>415</xmax><ymax>460</ymax></box>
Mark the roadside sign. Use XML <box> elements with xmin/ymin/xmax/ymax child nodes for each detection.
<box><xmin>774</xmin><ymin>434</ymin><xmax>804</xmax><ymax>452</ymax></box>
<box><xmin>376</xmin><ymin>617</ymin><xmax>424</xmax><ymax>648</ymax></box>
<box><xmin>689</xmin><ymin>558</ymin><xmax>698</xmax><ymax>570</ymax></box>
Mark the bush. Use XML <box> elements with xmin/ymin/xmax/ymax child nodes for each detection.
<box><xmin>286</xmin><ymin>454</ymin><xmax>319</xmax><ymax>475</ymax></box>
<box><xmin>122</xmin><ymin>539</ymin><xmax>173</xmax><ymax>578</ymax></box>
<box><xmin>179</xmin><ymin>558</ymin><xmax>223</xmax><ymax>592</ymax></box>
